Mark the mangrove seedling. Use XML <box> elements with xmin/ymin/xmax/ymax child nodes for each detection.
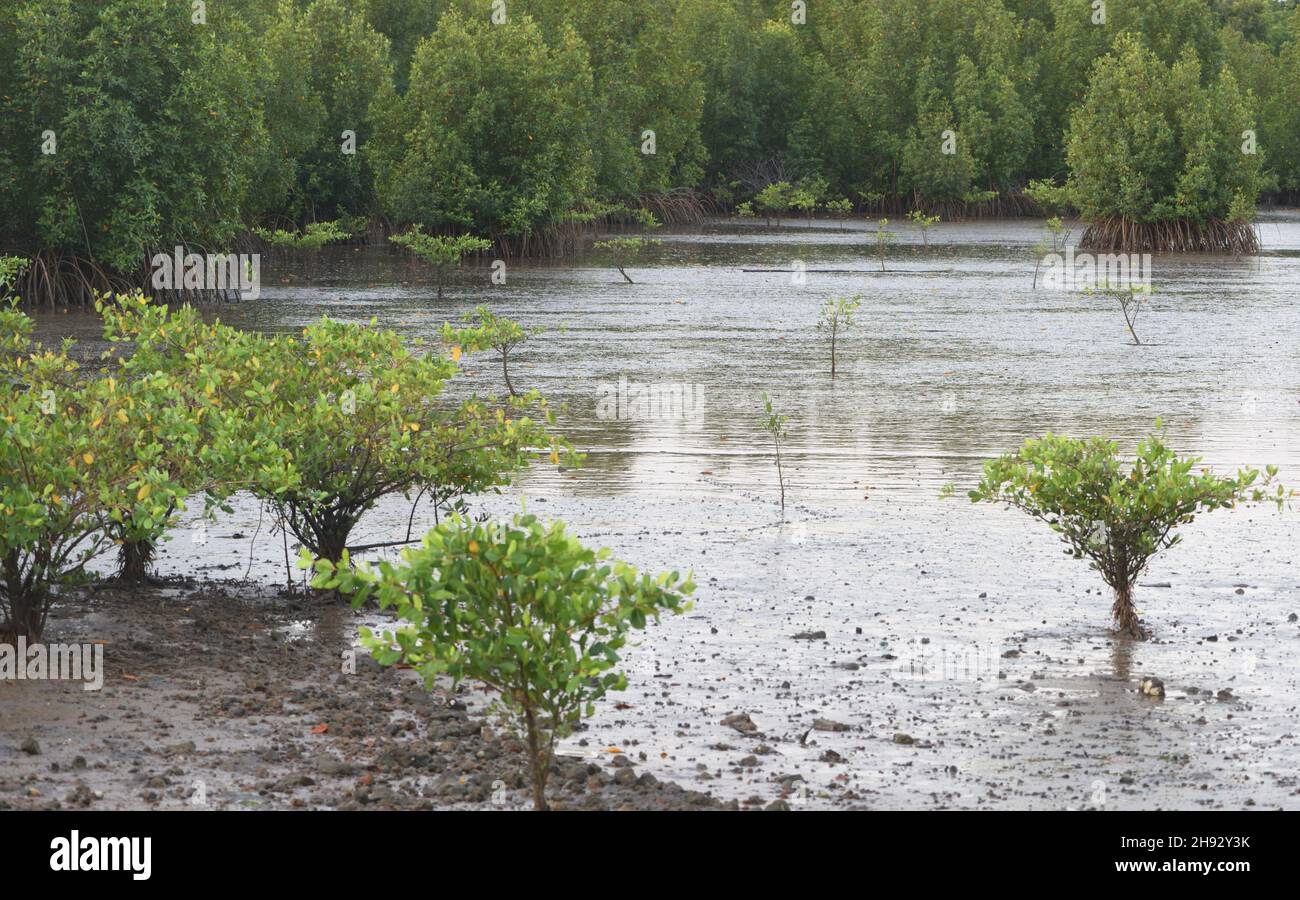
<box><xmin>874</xmin><ymin>218</ymin><xmax>895</xmax><ymax>271</ymax></box>
<box><xmin>1032</xmin><ymin>216</ymin><xmax>1072</xmax><ymax>287</ymax></box>
<box><xmin>754</xmin><ymin>181</ymin><xmax>796</xmax><ymax>228</ymax></box>
<box><xmin>252</xmin><ymin>220</ymin><xmax>352</xmax><ymax>251</ymax></box>
<box><xmin>817</xmin><ymin>295</ymin><xmax>862</xmax><ymax>378</ymax></box>
<box><xmin>823</xmin><ymin>198</ymin><xmax>853</xmax><ymax>219</ymax></box>
<box><xmin>446</xmin><ymin>306</ymin><xmax>541</xmax><ymax>398</ymax></box>
<box><xmin>969</xmin><ymin>426</ymin><xmax>1287</xmax><ymax>639</ymax></box>
<box><xmin>389</xmin><ymin>227</ymin><xmax>492</xmax><ymax>298</ymax></box>
<box><xmin>307</xmin><ymin>513</ymin><xmax>693</xmax><ymax>810</ymax></box>
<box><xmin>907</xmin><ymin>210</ymin><xmax>940</xmax><ymax>247</ymax></box>
<box><xmin>592</xmin><ymin>236</ymin><xmax>661</xmax><ymax>284</ymax></box>
<box><xmin>760</xmin><ymin>392</ymin><xmax>790</xmax><ymax>515</ymax></box>
<box><xmin>1088</xmin><ymin>281</ymin><xmax>1152</xmax><ymax>345</ymax></box>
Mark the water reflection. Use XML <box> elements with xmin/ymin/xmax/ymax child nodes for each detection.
<box><xmin>30</xmin><ymin>216</ymin><xmax>1300</xmax><ymax>506</ymax></box>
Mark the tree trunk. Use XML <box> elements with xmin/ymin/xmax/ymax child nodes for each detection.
<box><xmin>2</xmin><ymin>552</ymin><xmax>46</xmax><ymax>642</ymax></box>
<box><xmin>116</xmin><ymin>538</ymin><xmax>154</xmax><ymax>583</ymax></box>
<box><xmin>317</xmin><ymin>531</ymin><xmax>349</xmax><ymax>568</ymax></box>
<box><xmin>524</xmin><ymin>706</ymin><xmax>550</xmax><ymax>810</ymax></box>
<box><xmin>1111</xmin><ymin>583</ymin><xmax>1146</xmax><ymax>639</ymax></box>
<box><xmin>501</xmin><ymin>350</ymin><xmax>517</xmax><ymax>397</ymax></box>
<box><xmin>618</xmin><ymin>266</ymin><xmax>632</xmax><ymax>284</ymax></box>
<box><xmin>2</xmin><ymin>595</ymin><xmax>45</xmax><ymax>643</ymax></box>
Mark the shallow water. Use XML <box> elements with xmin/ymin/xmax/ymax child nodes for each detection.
<box><xmin>33</xmin><ymin>214</ymin><xmax>1300</xmax><ymax>808</ymax></box>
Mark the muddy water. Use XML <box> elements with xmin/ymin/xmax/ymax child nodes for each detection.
<box><xmin>31</xmin><ymin>214</ymin><xmax>1300</xmax><ymax>809</ymax></box>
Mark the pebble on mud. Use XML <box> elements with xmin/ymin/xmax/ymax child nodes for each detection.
<box><xmin>1139</xmin><ymin>677</ymin><xmax>1166</xmax><ymax>699</ymax></box>
<box><xmin>721</xmin><ymin>713</ymin><xmax>758</xmax><ymax>734</ymax></box>
<box><xmin>813</xmin><ymin>718</ymin><xmax>851</xmax><ymax>732</ymax></box>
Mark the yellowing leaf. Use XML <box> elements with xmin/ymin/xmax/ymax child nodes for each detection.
<box><xmin>451</xmin><ymin>345</ymin><xmax>461</xmax><ymax>362</ymax></box>
<box><xmin>137</xmin><ymin>484</ymin><xmax>151</xmax><ymax>501</ymax></box>
<box><xmin>82</xmin><ymin>452</ymin><xmax>94</xmax><ymax>465</ymax></box>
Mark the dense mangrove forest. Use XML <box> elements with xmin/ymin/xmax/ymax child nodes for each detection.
<box><xmin>3</xmin><ymin>0</ymin><xmax>1299</xmax><ymax>305</ymax></box>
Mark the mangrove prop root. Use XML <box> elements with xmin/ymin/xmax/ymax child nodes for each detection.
<box><xmin>1079</xmin><ymin>217</ymin><xmax>1259</xmax><ymax>255</ymax></box>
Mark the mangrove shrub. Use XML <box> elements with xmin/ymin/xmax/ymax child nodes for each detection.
<box><xmin>308</xmin><ymin>513</ymin><xmax>694</xmax><ymax>810</ymax></box>
<box><xmin>970</xmin><ymin>427</ymin><xmax>1287</xmax><ymax>638</ymax></box>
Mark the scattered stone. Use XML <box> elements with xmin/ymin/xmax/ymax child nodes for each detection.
<box><xmin>20</xmin><ymin>738</ymin><xmax>41</xmax><ymax>756</ymax></box>
<box><xmin>765</xmin><ymin>799</ymin><xmax>791</xmax><ymax>811</ymax></box>
<box><xmin>813</xmin><ymin>718</ymin><xmax>851</xmax><ymax>732</ymax></box>
<box><xmin>1139</xmin><ymin>677</ymin><xmax>1165</xmax><ymax>699</ymax></box>
<box><xmin>792</xmin><ymin>630</ymin><xmax>826</xmax><ymax>641</ymax></box>
<box><xmin>721</xmin><ymin>713</ymin><xmax>758</xmax><ymax>734</ymax></box>
<box><xmin>893</xmin><ymin>733</ymin><xmax>915</xmax><ymax>745</ymax></box>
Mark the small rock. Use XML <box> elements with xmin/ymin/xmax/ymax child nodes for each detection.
<box><xmin>765</xmin><ymin>799</ymin><xmax>791</xmax><ymax>811</ymax></box>
<box><xmin>792</xmin><ymin>630</ymin><xmax>826</xmax><ymax>641</ymax></box>
<box><xmin>721</xmin><ymin>713</ymin><xmax>758</xmax><ymax>734</ymax></box>
<box><xmin>1139</xmin><ymin>677</ymin><xmax>1165</xmax><ymax>698</ymax></box>
<box><xmin>813</xmin><ymin>718</ymin><xmax>851</xmax><ymax>732</ymax></box>
<box><xmin>20</xmin><ymin>738</ymin><xmax>41</xmax><ymax>756</ymax></box>
<box><xmin>893</xmin><ymin>733</ymin><xmax>915</xmax><ymax>745</ymax></box>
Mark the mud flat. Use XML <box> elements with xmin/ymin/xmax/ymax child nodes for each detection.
<box><xmin>13</xmin><ymin>217</ymin><xmax>1300</xmax><ymax>810</ymax></box>
<box><xmin>4</xmin><ymin>486</ymin><xmax>1296</xmax><ymax>811</ymax></box>
<box><xmin>0</xmin><ymin>582</ymin><xmax>727</xmax><ymax>811</ymax></box>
